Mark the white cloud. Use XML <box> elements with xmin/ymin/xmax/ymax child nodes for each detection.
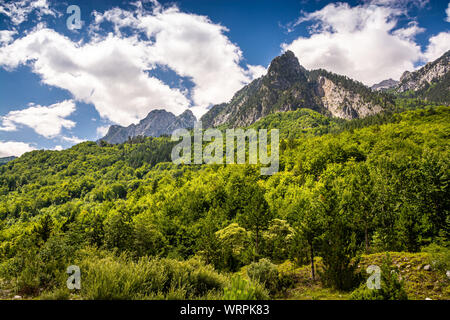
<box><xmin>0</xmin><ymin>0</ymin><xmax>56</xmax><ymax>25</ymax></box>
<box><xmin>96</xmin><ymin>125</ymin><xmax>110</xmax><ymax>138</ymax></box>
<box><xmin>189</xmin><ymin>106</ymin><xmax>209</xmax><ymax>121</ymax></box>
<box><xmin>92</xmin><ymin>2</ymin><xmax>263</xmax><ymax>115</ymax></box>
<box><xmin>446</xmin><ymin>2</ymin><xmax>450</xmax><ymax>23</ymax></box>
<box><xmin>0</xmin><ymin>27</ymin><xmax>190</xmax><ymax>126</ymax></box>
<box><xmin>0</xmin><ymin>2</ymin><xmax>263</xmax><ymax>125</ymax></box>
<box><xmin>366</xmin><ymin>0</ymin><xmax>429</xmax><ymax>9</ymax></box>
<box><xmin>246</xmin><ymin>64</ymin><xmax>267</xmax><ymax>80</ymax></box>
<box><xmin>0</xmin><ymin>141</ymin><xmax>36</xmax><ymax>157</ymax></box>
<box><xmin>0</xmin><ymin>100</ymin><xmax>76</xmax><ymax>138</ymax></box>
<box><xmin>393</xmin><ymin>21</ymin><xmax>425</xmax><ymax>40</ymax></box>
<box><xmin>53</xmin><ymin>145</ymin><xmax>63</xmax><ymax>151</ymax></box>
<box><xmin>0</xmin><ymin>30</ymin><xmax>17</xmax><ymax>44</ymax></box>
<box><xmin>61</xmin><ymin>136</ymin><xmax>86</xmax><ymax>144</ymax></box>
<box><xmin>282</xmin><ymin>3</ymin><xmax>427</xmax><ymax>85</ymax></box>
<box><xmin>424</xmin><ymin>31</ymin><xmax>450</xmax><ymax>62</ymax></box>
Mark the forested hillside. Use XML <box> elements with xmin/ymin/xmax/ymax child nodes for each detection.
<box><xmin>0</xmin><ymin>106</ymin><xmax>449</xmax><ymax>300</ymax></box>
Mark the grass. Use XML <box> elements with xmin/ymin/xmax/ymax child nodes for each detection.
<box><xmin>1</xmin><ymin>251</ymin><xmax>448</xmax><ymax>300</ymax></box>
<box><xmin>277</xmin><ymin>252</ymin><xmax>450</xmax><ymax>300</ymax></box>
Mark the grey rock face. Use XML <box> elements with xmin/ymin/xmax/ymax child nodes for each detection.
<box><xmin>371</xmin><ymin>79</ymin><xmax>399</xmax><ymax>91</ymax></box>
<box><xmin>101</xmin><ymin>109</ymin><xmax>196</xmax><ymax>144</ymax></box>
<box><xmin>201</xmin><ymin>50</ymin><xmax>386</xmax><ymax>128</ymax></box>
<box><xmin>396</xmin><ymin>50</ymin><xmax>449</xmax><ymax>93</ymax></box>
<box><xmin>317</xmin><ymin>76</ymin><xmax>382</xmax><ymax>119</ymax></box>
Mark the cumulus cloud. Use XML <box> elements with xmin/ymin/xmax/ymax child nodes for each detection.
<box><xmin>92</xmin><ymin>3</ymin><xmax>264</xmax><ymax>113</ymax></box>
<box><xmin>0</xmin><ymin>1</ymin><xmax>263</xmax><ymax>126</ymax></box>
<box><xmin>246</xmin><ymin>64</ymin><xmax>267</xmax><ymax>80</ymax></box>
<box><xmin>0</xmin><ymin>0</ymin><xmax>56</xmax><ymax>25</ymax></box>
<box><xmin>446</xmin><ymin>2</ymin><xmax>450</xmax><ymax>22</ymax></box>
<box><xmin>282</xmin><ymin>2</ymin><xmax>425</xmax><ymax>85</ymax></box>
<box><xmin>61</xmin><ymin>135</ymin><xmax>86</xmax><ymax>144</ymax></box>
<box><xmin>0</xmin><ymin>141</ymin><xmax>36</xmax><ymax>157</ymax></box>
<box><xmin>96</xmin><ymin>126</ymin><xmax>110</xmax><ymax>138</ymax></box>
<box><xmin>0</xmin><ymin>30</ymin><xmax>17</xmax><ymax>44</ymax></box>
<box><xmin>422</xmin><ymin>3</ymin><xmax>450</xmax><ymax>63</ymax></box>
<box><xmin>0</xmin><ymin>100</ymin><xmax>76</xmax><ymax>138</ymax></box>
<box><xmin>0</xmin><ymin>27</ymin><xmax>192</xmax><ymax>126</ymax></box>
<box><xmin>366</xmin><ymin>0</ymin><xmax>429</xmax><ymax>9</ymax></box>
<box><xmin>424</xmin><ymin>31</ymin><xmax>450</xmax><ymax>62</ymax></box>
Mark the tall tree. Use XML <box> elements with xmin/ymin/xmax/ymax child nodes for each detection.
<box><xmin>238</xmin><ymin>183</ymin><xmax>271</xmax><ymax>259</ymax></box>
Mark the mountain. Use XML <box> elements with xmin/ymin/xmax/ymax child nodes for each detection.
<box><xmin>371</xmin><ymin>79</ymin><xmax>399</xmax><ymax>91</ymax></box>
<box><xmin>0</xmin><ymin>156</ymin><xmax>16</xmax><ymax>166</ymax></box>
<box><xmin>396</xmin><ymin>50</ymin><xmax>450</xmax><ymax>103</ymax></box>
<box><xmin>101</xmin><ymin>109</ymin><xmax>196</xmax><ymax>144</ymax></box>
<box><xmin>200</xmin><ymin>51</ymin><xmax>389</xmax><ymax>128</ymax></box>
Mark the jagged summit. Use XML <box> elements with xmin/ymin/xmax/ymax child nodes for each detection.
<box><xmin>100</xmin><ymin>109</ymin><xmax>196</xmax><ymax>144</ymax></box>
<box><xmin>266</xmin><ymin>50</ymin><xmax>308</xmax><ymax>89</ymax></box>
<box><xmin>371</xmin><ymin>79</ymin><xmax>399</xmax><ymax>91</ymax></box>
<box><xmin>395</xmin><ymin>50</ymin><xmax>449</xmax><ymax>103</ymax></box>
<box><xmin>200</xmin><ymin>51</ymin><xmax>388</xmax><ymax>127</ymax></box>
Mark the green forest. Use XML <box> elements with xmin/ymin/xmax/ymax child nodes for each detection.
<box><xmin>0</xmin><ymin>104</ymin><xmax>449</xmax><ymax>300</ymax></box>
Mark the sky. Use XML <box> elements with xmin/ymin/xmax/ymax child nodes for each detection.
<box><xmin>0</xmin><ymin>0</ymin><xmax>449</xmax><ymax>157</ymax></box>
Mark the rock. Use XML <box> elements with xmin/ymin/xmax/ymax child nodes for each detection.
<box><xmin>425</xmin><ymin>298</ymin><xmax>432</xmax><ymax>300</ymax></box>
<box><xmin>424</xmin><ymin>264</ymin><xmax>431</xmax><ymax>271</ymax></box>
<box><xmin>13</xmin><ymin>295</ymin><xmax>22</xmax><ymax>300</ymax></box>
<box><xmin>396</xmin><ymin>51</ymin><xmax>450</xmax><ymax>93</ymax></box>
<box><xmin>417</xmin><ymin>265</ymin><xmax>422</xmax><ymax>271</ymax></box>
<box><xmin>100</xmin><ymin>109</ymin><xmax>197</xmax><ymax>144</ymax></box>
<box><xmin>200</xmin><ymin>50</ymin><xmax>387</xmax><ymax>128</ymax></box>
<box><xmin>446</xmin><ymin>270</ymin><xmax>450</xmax><ymax>279</ymax></box>
<box><xmin>371</xmin><ymin>78</ymin><xmax>399</xmax><ymax>91</ymax></box>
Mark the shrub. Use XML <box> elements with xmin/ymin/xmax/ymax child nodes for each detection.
<box><xmin>76</xmin><ymin>249</ymin><xmax>227</xmax><ymax>300</ymax></box>
<box><xmin>276</xmin><ymin>261</ymin><xmax>297</xmax><ymax>291</ymax></box>
<box><xmin>0</xmin><ymin>234</ymin><xmax>74</xmax><ymax>296</ymax></box>
<box><xmin>223</xmin><ymin>275</ymin><xmax>269</xmax><ymax>300</ymax></box>
<box><xmin>350</xmin><ymin>253</ymin><xmax>408</xmax><ymax>300</ymax></box>
<box><xmin>246</xmin><ymin>258</ymin><xmax>279</xmax><ymax>294</ymax></box>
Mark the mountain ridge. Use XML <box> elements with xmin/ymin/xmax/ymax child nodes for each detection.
<box><xmin>101</xmin><ymin>109</ymin><xmax>196</xmax><ymax>144</ymax></box>
<box><xmin>200</xmin><ymin>50</ymin><xmax>391</xmax><ymax>128</ymax></box>
<box><xmin>394</xmin><ymin>50</ymin><xmax>450</xmax><ymax>103</ymax></box>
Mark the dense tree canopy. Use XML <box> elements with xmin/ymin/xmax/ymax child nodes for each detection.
<box><xmin>0</xmin><ymin>104</ymin><xmax>448</xmax><ymax>299</ymax></box>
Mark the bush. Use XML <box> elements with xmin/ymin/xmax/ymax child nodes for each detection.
<box><xmin>350</xmin><ymin>253</ymin><xmax>408</xmax><ymax>300</ymax></box>
<box><xmin>223</xmin><ymin>275</ymin><xmax>269</xmax><ymax>300</ymax></box>
<box><xmin>246</xmin><ymin>258</ymin><xmax>279</xmax><ymax>294</ymax></box>
<box><xmin>276</xmin><ymin>261</ymin><xmax>297</xmax><ymax>291</ymax></box>
<box><xmin>0</xmin><ymin>234</ymin><xmax>75</xmax><ymax>296</ymax></box>
<box><xmin>77</xmin><ymin>249</ymin><xmax>227</xmax><ymax>300</ymax></box>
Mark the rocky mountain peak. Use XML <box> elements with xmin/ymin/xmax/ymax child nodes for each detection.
<box><xmin>101</xmin><ymin>108</ymin><xmax>197</xmax><ymax>144</ymax></box>
<box><xmin>266</xmin><ymin>50</ymin><xmax>308</xmax><ymax>89</ymax></box>
<box><xmin>397</xmin><ymin>50</ymin><xmax>449</xmax><ymax>94</ymax></box>
<box><xmin>200</xmin><ymin>51</ymin><xmax>389</xmax><ymax>127</ymax></box>
<box><xmin>371</xmin><ymin>78</ymin><xmax>399</xmax><ymax>91</ymax></box>
<box><xmin>177</xmin><ymin>109</ymin><xmax>196</xmax><ymax>122</ymax></box>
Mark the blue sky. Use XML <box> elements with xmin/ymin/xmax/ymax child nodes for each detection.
<box><xmin>0</xmin><ymin>0</ymin><xmax>449</xmax><ymax>157</ymax></box>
